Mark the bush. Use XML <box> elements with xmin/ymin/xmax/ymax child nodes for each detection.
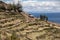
<box><xmin>40</xmin><ymin>14</ymin><xmax>48</xmax><ymax>22</ymax></box>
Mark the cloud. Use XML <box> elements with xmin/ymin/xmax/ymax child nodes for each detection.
<box><xmin>22</xmin><ymin>1</ymin><xmax>60</xmax><ymax>13</ymax></box>
<box><xmin>21</xmin><ymin>0</ymin><xmax>60</xmax><ymax>1</ymax></box>
<box><xmin>3</xmin><ymin>0</ymin><xmax>60</xmax><ymax>13</ymax></box>
<box><xmin>13</xmin><ymin>0</ymin><xmax>19</xmax><ymax>4</ymax></box>
<box><xmin>3</xmin><ymin>0</ymin><xmax>19</xmax><ymax>4</ymax></box>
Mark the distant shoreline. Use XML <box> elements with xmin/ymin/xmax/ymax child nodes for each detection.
<box><xmin>29</xmin><ymin>13</ymin><xmax>60</xmax><ymax>24</ymax></box>
<box><xmin>47</xmin><ymin>21</ymin><xmax>60</xmax><ymax>26</ymax></box>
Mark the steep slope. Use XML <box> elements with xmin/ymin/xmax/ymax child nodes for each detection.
<box><xmin>0</xmin><ymin>1</ymin><xmax>60</xmax><ymax>40</ymax></box>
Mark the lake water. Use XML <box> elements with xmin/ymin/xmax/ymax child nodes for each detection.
<box><xmin>29</xmin><ymin>13</ymin><xmax>60</xmax><ymax>24</ymax></box>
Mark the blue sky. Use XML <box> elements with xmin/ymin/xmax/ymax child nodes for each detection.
<box><xmin>2</xmin><ymin>0</ymin><xmax>60</xmax><ymax>13</ymax></box>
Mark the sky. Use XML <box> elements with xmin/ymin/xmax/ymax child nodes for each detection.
<box><xmin>1</xmin><ymin>0</ymin><xmax>60</xmax><ymax>13</ymax></box>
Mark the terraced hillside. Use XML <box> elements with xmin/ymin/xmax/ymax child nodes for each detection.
<box><xmin>0</xmin><ymin>1</ymin><xmax>60</xmax><ymax>40</ymax></box>
<box><xmin>0</xmin><ymin>11</ymin><xmax>60</xmax><ymax>40</ymax></box>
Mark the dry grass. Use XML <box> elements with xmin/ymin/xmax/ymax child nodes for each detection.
<box><xmin>0</xmin><ymin>12</ymin><xmax>60</xmax><ymax>40</ymax></box>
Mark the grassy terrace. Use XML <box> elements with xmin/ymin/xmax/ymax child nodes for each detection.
<box><xmin>0</xmin><ymin>1</ymin><xmax>60</xmax><ymax>40</ymax></box>
<box><xmin>0</xmin><ymin>12</ymin><xmax>60</xmax><ymax>40</ymax></box>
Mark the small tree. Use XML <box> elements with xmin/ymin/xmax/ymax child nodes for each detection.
<box><xmin>40</xmin><ymin>14</ymin><xmax>48</xmax><ymax>22</ymax></box>
<box><xmin>0</xmin><ymin>4</ymin><xmax>5</xmax><ymax>11</ymax></box>
<box><xmin>6</xmin><ymin>4</ymin><xmax>13</xmax><ymax>12</ymax></box>
<box><xmin>11</xmin><ymin>1</ymin><xmax>23</xmax><ymax>12</ymax></box>
<box><xmin>12</xmin><ymin>3</ymin><xmax>16</xmax><ymax>12</ymax></box>
<box><xmin>16</xmin><ymin>1</ymin><xmax>23</xmax><ymax>12</ymax></box>
<box><xmin>45</xmin><ymin>16</ymin><xmax>48</xmax><ymax>22</ymax></box>
<box><xmin>40</xmin><ymin>15</ymin><xmax>45</xmax><ymax>21</ymax></box>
